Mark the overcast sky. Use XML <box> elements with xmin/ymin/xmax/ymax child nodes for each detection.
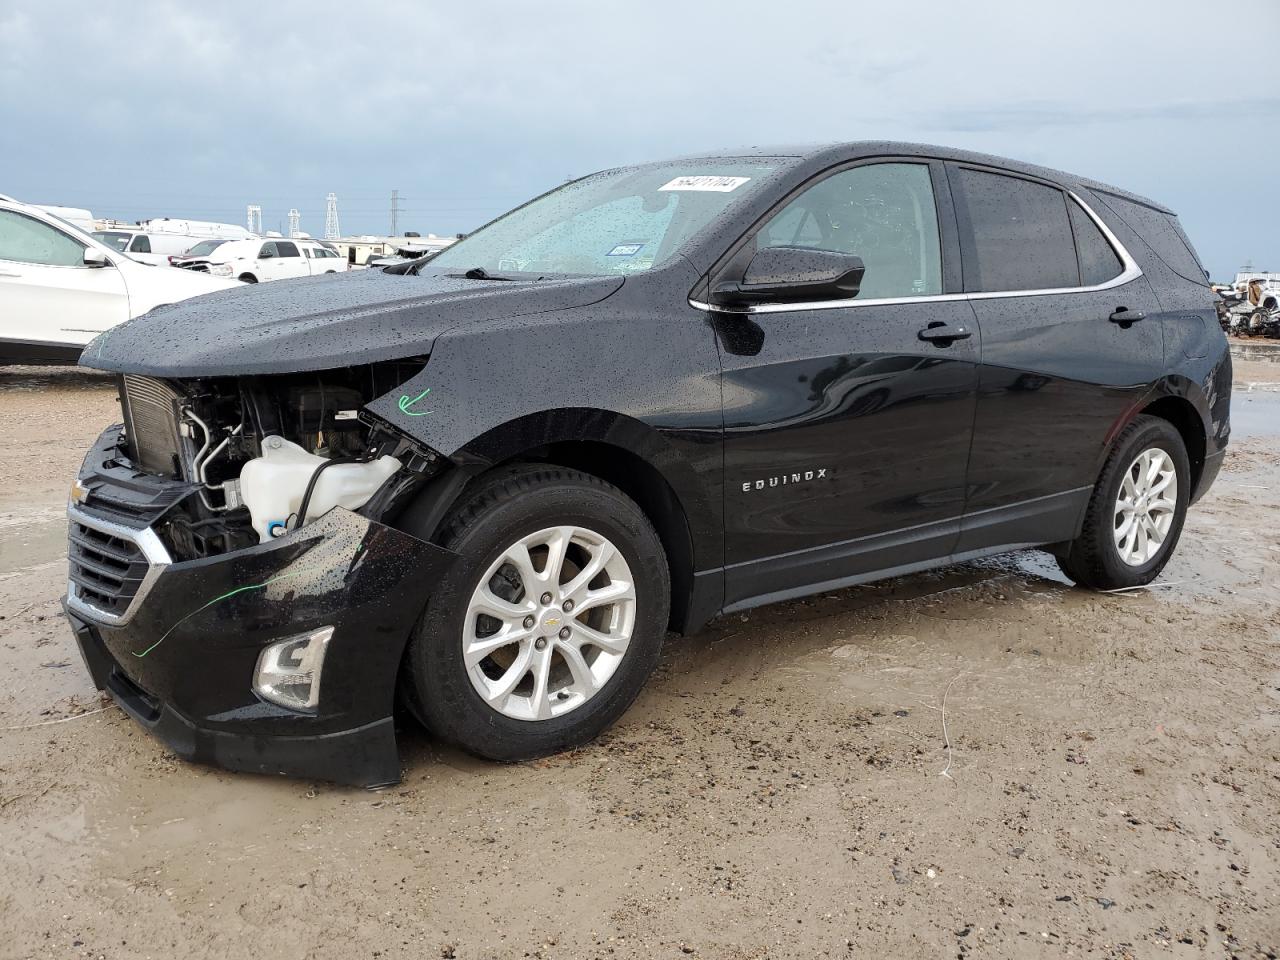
<box><xmin>2</xmin><ymin>0</ymin><xmax>1275</xmax><ymax>277</ymax></box>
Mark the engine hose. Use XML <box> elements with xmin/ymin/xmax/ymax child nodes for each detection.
<box><xmin>294</xmin><ymin>454</ymin><xmax>375</xmax><ymax>529</ymax></box>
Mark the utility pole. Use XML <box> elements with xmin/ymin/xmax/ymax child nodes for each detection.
<box><xmin>390</xmin><ymin>189</ymin><xmax>400</xmax><ymax>237</ymax></box>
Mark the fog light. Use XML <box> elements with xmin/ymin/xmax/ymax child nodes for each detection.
<box><xmin>253</xmin><ymin>626</ymin><xmax>334</xmax><ymax>713</ymax></box>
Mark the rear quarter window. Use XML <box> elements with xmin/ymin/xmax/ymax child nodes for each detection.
<box><xmin>1091</xmin><ymin>191</ymin><xmax>1207</xmax><ymax>285</ymax></box>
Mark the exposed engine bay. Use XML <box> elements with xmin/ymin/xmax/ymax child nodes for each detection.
<box><xmin>111</xmin><ymin>361</ymin><xmax>438</xmax><ymax>561</ymax></box>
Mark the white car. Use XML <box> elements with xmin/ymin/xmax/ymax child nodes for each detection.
<box><xmin>0</xmin><ymin>196</ymin><xmax>240</xmax><ymax>364</ymax></box>
<box><xmin>177</xmin><ymin>237</ymin><xmax>347</xmax><ymax>283</ymax></box>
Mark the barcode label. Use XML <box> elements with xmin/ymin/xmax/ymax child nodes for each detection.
<box><xmin>658</xmin><ymin>176</ymin><xmax>751</xmax><ymax>193</ymax></box>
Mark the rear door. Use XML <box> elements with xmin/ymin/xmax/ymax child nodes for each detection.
<box><xmin>947</xmin><ymin>164</ymin><xmax>1163</xmax><ymax>553</ymax></box>
<box><xmin>0</xmin><ymin>208</ymin><xmax>128</xmax><ymax>351</ymax></box>
<box><xmin>273</xmin><ymin>240</ymin><xmax>307</xmax><ymax>278</ymax></box>
<box><xmin>715</xmin><ymin>159</ymin><xmax>980</xmax><ymax>609</ymax></box>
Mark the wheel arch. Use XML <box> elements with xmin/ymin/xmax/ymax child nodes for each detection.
<box><xmin>1139</xmin><ymin>393</ymin><xmax>1207</xmax><ymax>495</ymax></box>
<box><xmin>395</xmin><ymin>407</ymin><xmax>721</xmax><ymax>635</ymax></box>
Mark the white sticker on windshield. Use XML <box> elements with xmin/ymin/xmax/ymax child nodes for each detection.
<box><xmin>607</xmin><ymin>242</ymin><xmax>645</xmax><ymax>257</ymax></box>
<box><xmin>658</xmin><ymin>175</ymin><xmax>750</xmax><ymax>193</ymax></box>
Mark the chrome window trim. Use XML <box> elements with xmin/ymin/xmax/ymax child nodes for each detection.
<box><xmin>689</xmin><ymin>190</ymin><xmax>1142</xmax><ymax>316</ymax></box>
<box><xmin>65</xmin><ymin>503</ymin><xmax>172</xmax><ymax>626</ymax></box>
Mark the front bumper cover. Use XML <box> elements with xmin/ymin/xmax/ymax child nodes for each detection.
<box><xmin>65</xmin><ymin>505</ymin><xmax>456</xmax><ymax>787</ymax></box>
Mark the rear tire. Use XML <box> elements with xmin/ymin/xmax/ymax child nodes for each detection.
<box><xmin>403</xmin><ymin>466</ymin><xmax>670</xmax><ymax>761</ymax></box>
<box><xmin>1057</xmin><ymin>415</ymin><xmax>1190</xmax><ymax>590</ymax></box>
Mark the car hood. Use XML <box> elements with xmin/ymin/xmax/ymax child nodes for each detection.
<box><xmin>80</xmin><ymin>269</ymin><xmax>625</xmax><ymax>376</ymax></box>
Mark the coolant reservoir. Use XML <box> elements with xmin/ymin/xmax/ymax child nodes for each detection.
<box><xmin>239</xmin><ymin>436</ymin><xmax>401</xmax><ymax>541</ymax></box>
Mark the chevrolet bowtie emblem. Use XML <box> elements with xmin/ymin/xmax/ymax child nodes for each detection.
<box><xmin>544</xmin><ymin>617</ymin><xmax>560</xmax><ymax>626</ymax></box>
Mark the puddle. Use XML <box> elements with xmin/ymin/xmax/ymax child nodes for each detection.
<box><xmin>0</xmin><ymin>511</ymin><xmax>67</xmax><ymax>577</ymax></box>
<box><xmin>1231</xmin><ymin>392</ymin><xmax>1280</xmax><ymax>439</ymax></box>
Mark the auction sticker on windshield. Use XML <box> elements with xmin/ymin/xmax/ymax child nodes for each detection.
<box><xmin>659</xmin><ymin>175</ymin><xmax>750</xmax><ymax>192</ymax></box>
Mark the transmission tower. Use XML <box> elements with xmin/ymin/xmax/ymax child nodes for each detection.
<box><xmin>246</xmin><ymin>204</ymin><xmax>262</xmax><ymax>234</ymax></box>
<box><xmin>324</xmin><ymin>193</ymin><xmax>340</xmax><ymax>240</ymax></box>
<box><xmin>288</xmin><ymin>208</ymin><xmax>300</xmax><ymax>238</ymax></box>
<box><xmin>390</xmin><ymin>189</ymin><xmax>400</xmax><ymax>237</ymax></box>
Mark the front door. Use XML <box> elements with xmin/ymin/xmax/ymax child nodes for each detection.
<box><xmin>714</xmin><ymin>160</ymin><xmax>979</xmax><ymax>609</ymax></box>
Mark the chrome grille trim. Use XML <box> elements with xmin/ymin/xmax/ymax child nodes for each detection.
<box><xmin>66</xmin><ymin>504</ymin><xmax>171</xmax><ymax>626</ymax></box>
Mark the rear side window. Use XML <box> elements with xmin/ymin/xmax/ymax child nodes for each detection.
<box><xmin>1092</xmin><ymin>192</ymin><xmax>1207</xmax><ymax>285</ymax></box>
<box><xmin>1068</xmin><ymin>200</ymin><xmax>1123</xmax><ymax>286</ymax></box>
<box><xmin>954</xmin><ymin>168</ymin><xmax>1078</xmax><ymax>292</ymax></box>
<box><xmin>755</xmin><ymin>162</ymin><xmax>943</xmax><ymax>299</ymax></box>
<box><xmin>129</xmin><ymin>234</ymin><xmax>151</xmax><ymax>254</ymax></box>
<box><xmin>276</xmin><ymin>241</ymin><xmax>300</xmax><ymax>257</ymax></box>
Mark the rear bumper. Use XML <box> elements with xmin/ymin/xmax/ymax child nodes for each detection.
<box><xmin>64</xmin><ymin>506</ymin><xmax>457</xmax><ymax>787</ymax></box>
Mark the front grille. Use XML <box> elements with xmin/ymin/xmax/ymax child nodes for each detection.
<box><xmin>65</xmin><ymin>507</ymin><xmax>172</xmax><ymax>625</ymax></box>
<box><xmin>67</xmin><ymin>521</ymin><xmax>149</xmax><ymax>618</ymax></box>
<box><xmin>120</xmin><ymin>375</ymin><xmax>185</xmax><ymax>478</ymax></box>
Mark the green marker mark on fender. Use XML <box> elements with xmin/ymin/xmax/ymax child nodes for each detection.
<box><xmin>398</xmin><ymin>388</ymin><xmax>432</xmax><ymax>416</ymax></box>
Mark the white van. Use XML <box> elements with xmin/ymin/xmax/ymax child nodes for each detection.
<box><xmin>91</xmin><ymin>229</ymin><xmax>198</xmax><ymax>266</ymax></box>
<box><xmin>0</xmin><ymin>196</ymin><xmax>239</xmax><ymax>364</ymax></box>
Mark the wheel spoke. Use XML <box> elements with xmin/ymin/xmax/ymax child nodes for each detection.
<box><xmin>557</xmin><ymin>641</ymin><xmax>598</xmax><ymax>696</ymax></box>
<box><xmin>1148</xmin><ymin>496</ymin><xmax>1176</xmax><ymax>516</ymax></box>
<box><xmin>464</xmin><ymin>626</ymin><xmax>533</xmax><ymax>667</ymax></box>
<box><xmin>574</xmin><ymin>579</ymin><xmax>635</xmax><ymax>615</ymax></box>
<box><xmin>541</xmin><ymin>526</ymin><xmax>574</xmax><ymax>588</ymax></box>
<box><xmin>1134</xmin><ymin>520</ymin><xmax>1149</xmax><ymax>560</ymax></box>
<box><xmin>571</xmin><ymin>621</ymin><xmax>629</xmax><ymax>656</ymax></box>
<box><xmin>561</xmin><ymin>540</ymin><xmax>615</xmax><ymax>602</ymax></box>
<box><xmin>529</xmin><ymin>649</ymin><xmax>553</xmax><ymax>720</ymax></box>
<box><xmin>470</xmin><ymin>586</ymin><xmax>534</xmax><ymax>622</ymax></box>
<box><xmin>1121</xmin><ymin>471</ymin><xmax>1138</xmax><ymax>502</ymax></box>
<box><xmin>485</xmin><ymin>642</ymin><xmax>535</xmax><ymax>708</ymax></box>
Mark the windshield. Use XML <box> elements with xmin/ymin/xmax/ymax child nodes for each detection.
<box><xmin>426</xmin><ymin>160</ymin><xmax>782</xmax><ymax>278</ymax></box>
<box><xmin>185</xmin><ymin>239</ymin><xmax>227</xmax><ymax>257</ymax></box>
<box><xmin>92</xmin><ymin>231</ymin><xmax>133</xmax><ymax>252</ymax></box>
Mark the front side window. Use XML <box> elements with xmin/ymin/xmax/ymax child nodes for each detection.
<box><xmin>954</xmin><ymin>168</ymin><xmax>1078</xmax><ymax>292</ymax></box>
<box><xmin>276</xmin><ymin>241</ymin><xmax>300</xmax><ymax>257</ymax></box>
<box><xmin>0</xmin><ymin>210</ymin><xmax>86</xmax><ymax>266</ymax></box>
<box><xmin>755</xmin><ymin>163</ymin><xmax>943</xmax><ymax>299</ymax></box>
<box><xmin>1069</xmin><ymin>200</ymin><xmax>1123</xmax><ymax>286</ymax></box>
<box><xmin>426</xmin><ymin>160</ymin><xmax>782</xmax><ymax>278</ymax></box>
<box><xmin>259</xmin><ymin>242</ymin><xmax>278</xmax><ymax>258</ymax></box>
<box><xmin>129</xmin><ymin>234</ymin><xmax>152</xmax><ymax>254</ymax></box>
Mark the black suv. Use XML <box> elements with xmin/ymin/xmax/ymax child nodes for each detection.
<box><xmin>64</xmin><ymin>143</ymin><xmax>1230</xmax><ymax>785</ymax></box>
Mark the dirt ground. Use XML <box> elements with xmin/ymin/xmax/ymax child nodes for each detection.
<box><xmin>1</xmin><ymin>356</ymin><xmax>1278</xmax><ymax>960</ymax></box>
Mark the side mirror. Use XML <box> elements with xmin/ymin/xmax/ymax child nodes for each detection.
<box><xmin>259</xmin><ymin>250</ymin><xmax>275</xmax><ymax>259</ymax></box>
<box><xmin>83</xmin><ymin>248</ymin><xmax>110</xmax><ymax>268</ymax></box>
<box><xmin>712</xmin><ymin>246</ymin><xmax>864</xmax><ymax>307</ymax></box>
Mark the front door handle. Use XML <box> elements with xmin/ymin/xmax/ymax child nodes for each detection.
<box><xmin>0</xmin><ymin>269</ymin><xmax>20</xmax><ymax>278</ymax></box>
<box><xmin>1109</xmin><ymin>306</ymin><xmax>1146</xmax><ymax>325</ymax></box>
<box><xmin>918</xmin><ymin>322</ymin><xmax>972</xmax><ymax>344</ymax></box>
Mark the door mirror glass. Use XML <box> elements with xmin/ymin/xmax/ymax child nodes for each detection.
<box><xmin>83</xmin><ymin>247</ymin><xmax>110</xmax><ymax>268</ymax></box>
<box><xmin>712</xmin><ymin>246</ymin><xmax>864</xmax><ymax>306</ymax></box>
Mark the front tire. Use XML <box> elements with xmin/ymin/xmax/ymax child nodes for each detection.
<box><xmin>403</xmin><ymin>466</ymin><xmax>670</xmax><ymax>761</ymax></box>
<box><xmin>1057</xmin><ymin>415</ymin><xmax>1190</xmax><ymax>590</ymax></box>
<box><xmin>239</xmin><ymin>273</ymin><xmax>258</xmax><ymax>284</ymax></box>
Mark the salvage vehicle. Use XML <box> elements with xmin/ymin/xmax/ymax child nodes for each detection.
<box><xmin>175</xmin><ymin>236</ymin><xmax>345</xmax><ymax>282</ymax></box>
<box><xmin>64</xmin><ymin>143</ymin><xmax>1230</xmax><ymax>786</ymax></box>
<box><xmin>0</xmin><ymin>195</ymin><xmax>240</xmax><ymax>364</ymax></box>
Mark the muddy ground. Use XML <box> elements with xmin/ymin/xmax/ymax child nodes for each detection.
<box><xmin>1</xmin><ymin>357</ymin><xmax>1277</xmax><ymax>960</ymax></box>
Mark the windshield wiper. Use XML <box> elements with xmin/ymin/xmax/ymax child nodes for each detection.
<box><xmin>461</xmin><ymin>266</ymin><xmax>516</xmax><ymax>281</ymax></box>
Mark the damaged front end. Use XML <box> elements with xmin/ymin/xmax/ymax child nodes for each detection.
<box><xmin>64</xmin><ymin>364</ymin><xmax>457</xmax><ymax>786</ymax></box>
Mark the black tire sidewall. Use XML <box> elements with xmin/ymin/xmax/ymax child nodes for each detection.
<box><xmin>1088</xmin><ymin>418</ymin><xmax>1191</xmax><ymax>587</ymax></box>
<box><xmin>408</xmin><ymin>474</ymin><xmax>669</xmax><ymax>761</ymax></box>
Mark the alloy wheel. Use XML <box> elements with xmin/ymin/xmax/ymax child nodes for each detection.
<box><xmin>1113</xmin><ymin>447</ymin><xmax>1178</xmax><ymax>567</ymax></box>
<box><xmin>462</xmin><ymin>525</ymin><xmax>636</xmax><ymax>721</ymax></box>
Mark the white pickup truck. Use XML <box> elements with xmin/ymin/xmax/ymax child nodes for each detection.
<box><xmin>175</xmin><ymin>238</ymin><xmax>347</xmax><ymax>283</ymax></box>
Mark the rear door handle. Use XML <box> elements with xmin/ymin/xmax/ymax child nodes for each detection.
<box><xmin>1109</xmin><ymin>307</ymin><xmax>1146</xmax><ymax>325</ymax></box>
<box><xmin>918</xmin><ymin>322</ymin><xmax>972</xmax><ymax>344</ymax></box>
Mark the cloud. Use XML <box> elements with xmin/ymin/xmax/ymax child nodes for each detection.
<box><xmin>1</xmin><ymin>0</ymin><xmax>1275</xmax><ymax>275</ymax></box>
